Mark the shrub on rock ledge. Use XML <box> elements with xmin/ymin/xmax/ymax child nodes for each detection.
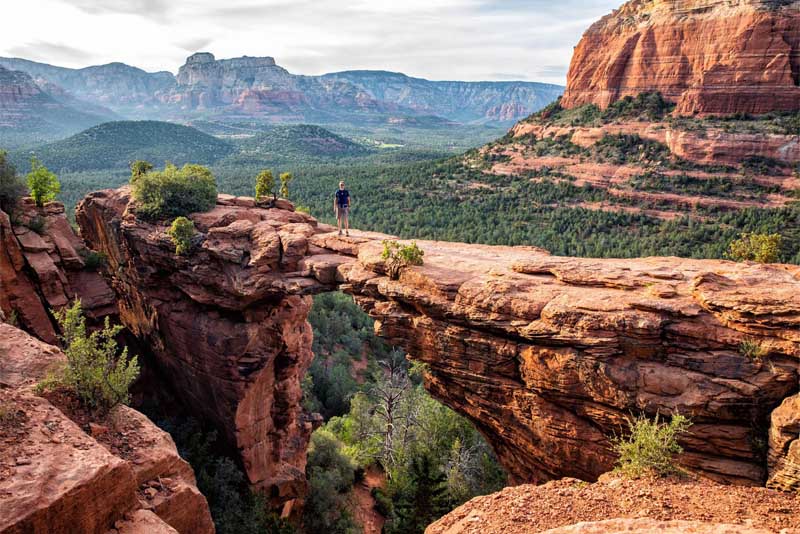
<box><xmin>168</xmin><ymin>216</ymin><xmax>197</xmax><ymax>256</ymax></box>
<box><xmin>381</xmin><ymin>240</ymin><xmax>424</xmax><ymax>280</ymax></box>
<box><xmin>131</xmin><ymin>163</ymin><xmax>217</xmax><ymax>220</ymax></box>
<box><xmin>39</xmin><ymin>300</ymin><xmax>139</xmax><ymax>412</ymax></box>
<box><xmin>613</xmin><ymin>413</ymin><xmax>691</xmax><ymax>478</ymax></box>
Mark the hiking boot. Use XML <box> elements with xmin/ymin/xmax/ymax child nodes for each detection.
<box><xmin>338</xmin><ymin>230</ymin><xmax>342</xmax><ymax>236</ymax></box>
<box><xmin>346</xmin><ymin>231</ymin><xmax>349</xmax><ymax>236</ymax></box>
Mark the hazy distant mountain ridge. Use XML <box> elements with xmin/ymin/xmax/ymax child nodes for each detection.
<box><xmin>321</xmin><ymin>70</ymin><xmax>564</xmax><ymax>123</ymax></box>
<box><xmin>0</xmin><ymin>57</ymin><xmax>174</xmax><ymax>112</ymax></box>
<box><xmin>0</xmin><ymin>52</ymin><xmax>562</xmax><ymax>127</ymax></box>
<box><xmin>0</xmin><ymin>65</ymin><xmax>115</xmax><ymax>147</ymax></box>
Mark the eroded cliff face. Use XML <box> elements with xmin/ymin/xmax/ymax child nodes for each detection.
<box><xmin>0</xmin><ymin>323</ymin><xmax>214</xmax><ymax>534</ymax></box>
<box><xmin>561</xmin><ymin>0</ymin><xmax>800</xmax><ymax>115</ymax></box>
<box><xmin>0</xmin><ymin>198</ymin><xmax>116</xmax><ymax>344</ymax></box>
<box><xmin>77</xmin><ymin>188</ymin><xmax>800</xmax><ymax>497</ymax></box>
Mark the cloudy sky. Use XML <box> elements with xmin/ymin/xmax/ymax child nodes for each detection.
<box><xmin>1</xmin><ymin>0</ymin><xmax>619</xmax><ymax>84</ymax></box>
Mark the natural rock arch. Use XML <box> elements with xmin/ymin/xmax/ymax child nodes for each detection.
<box><xmin>76</xmin><ymin>188</ymin><xmax>800</xmax><ymax>502</ymax></box>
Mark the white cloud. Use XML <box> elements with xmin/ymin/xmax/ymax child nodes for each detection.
<box><xmin>0</xmin><ymin>0</ymin><xmax>619</xmax><ymax>84</ymax></box>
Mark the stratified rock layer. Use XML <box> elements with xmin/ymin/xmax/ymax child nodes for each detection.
<box><xmin>77</xmin><ymin>188</ymin><xmax>800</xmax><ymax>495</ymax></box>
<box><xmin>561</xmin><ymin>0</ymin><xmax>800</xmax><ymax>114</ymax></box>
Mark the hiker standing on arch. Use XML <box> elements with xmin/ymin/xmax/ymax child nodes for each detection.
<box><xmin>334</xmin><ymin>180</ymin><xmax>351</xmax><ymax>236</ymax></box>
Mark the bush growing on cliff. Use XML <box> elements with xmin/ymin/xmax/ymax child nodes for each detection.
<box><xmin>131</xmin><ymin>163</ymin><xmax>217</xmax><ymax>220</ymax></box>
<box><xmin>255</xmin><ymin>169</ymin><xmax>276</xmax><ymax>200</ymax></box>
<box><xmin>26</xmin><ymin>157</ymin><xmax>60</xmax><ymax>207</ymax></box>
<box><xmin>43</xmin><ymin>300</ymin><xmax>139</xmax><ymax>412</ymax></box>
<box><xmin>167</xmin><ymin>216</ymin><xmax>197</xmax><ymax>255</ymax></box>
<box><xmin>739</xmin><ymin>338</ymin><xmax>768</xmax><ymax>362</ymax></box>
<box><xmin>613</xmin><ymin>413</ymin><xmax>692</xmax><ymax>478</ymax></box>
<box><xmin>728</xmin><ymin>232</ymin><xmax>783</xmax><ymax>263</ymax></box>
<box><xmin>381</xmin><ymin>240</ymin><xmax>424</xmax><ymax>280</ymax></box>
<box><xmin>0</xmin><ymin>150</ymin><xmax>26</xmax><ymax>212</ymax></box>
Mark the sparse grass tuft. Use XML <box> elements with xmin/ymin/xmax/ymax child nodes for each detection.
<box><xmin>739</xmin><ymin>338</ymin><xmax>768</xmax><ymax>362</ymax></box>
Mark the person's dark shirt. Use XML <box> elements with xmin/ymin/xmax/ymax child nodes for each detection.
<box><xmin>336</xmin><ymin>189</ymin><xmax>350</xmax><ymax>207</ymax></box>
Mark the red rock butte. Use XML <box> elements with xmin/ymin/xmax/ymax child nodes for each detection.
<box><xmin>561</xmin><ymin>0</ymin><xmax>800</xmax><ymax>115</ymax></box>
<box><xmin>74</xmin><ymin>188</ymin><xmax>800</xmax><ymax>502</ymax></box>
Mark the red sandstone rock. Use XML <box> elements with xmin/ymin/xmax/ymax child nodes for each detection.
<box><xmin>538</xmin><ymin>519</ymin><xmax>782</xmax><ymax>534</ymax></box>
<box><xmin>0</xmin><ymin>392</ymin><xmax>139</xmax><ymax>534</ymax></box>
<box><xmin>425</xmin><ymin>476</ymin><xmax>800</xmax><ymax>534</ymax></box>
<box><xmin>0</xmin><ymin>199</ymin><xmax>117</xmax><ymax>343</ymax></box>
<box><xmin>767</xmin><ymin>393</ymin><xmax>800</xmax><ymax>492</ymax></box>
<box><xmin>0</xmin><ymin>210</ymin><xmax>56</xmax><ymax>343</ymax></box>
<box><xmin>0</xmin><ymin>323</ymin><xmax>214</xmax><ymax>534</ymax></box>
<box><xmin>77</xmin><ymin>188</ymin><xmax>800</xmax><ymax>493</ymax></box>
<box><xmin>561</xmin><ymin>0</ymin><xmax>800</xmax><ymax>115</ymax></box>
<box><xmin>111</xmin><ymin>510</ymin><xmax>178</xmax><ymax>534</ymax></box>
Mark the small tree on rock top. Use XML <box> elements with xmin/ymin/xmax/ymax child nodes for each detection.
<box><xmin>255</xmin><ymin>170</ymin><xmax>276</xmax><ymax>200</ymax></box>
<box><xmin>279</xmin><ymin>172</ymin><xmax>293</xmax><ymax>199</ymax></box>
<box><xmin>728</xmin><ymin>232</ymin><xmax>782</xmax><ymax>263</ymax></box>
<box><xmin>130</xmin><ymin>160</ymin><xmax>153</xmax><ymax>182</ymax></box>
<box><xmin>382</xmin><ymin>240</ymin><xmax>424</xmax><ymax>280</ymax></box>
<box><xmin>168</xmin><ymin>216</ymin><xmax>197</xmax><ymax>255</ymax></box>
<box><xmin>26</xmin><ymin>157</ymin><xmax>60</xmax><ymax>207</ymax></box>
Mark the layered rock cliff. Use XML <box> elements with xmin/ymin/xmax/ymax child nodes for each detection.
<box><xmin>0</xmin><ymin>322</ymin><xmax>214</xmax><ymax>534</ymax></box>
<box><xmin>0</xmin><ymin>198</ymin><xmax>116</xmax><ymax>344</ymax></box>
<box><xmin>77</xmin><ymin>187</ymin><xmax>800</xmax><ymax>498</ymax></box>
<box><xmin>561</xmin><ymin>0</ymin><xmax>800</xmax><ymax>115</ymax></box>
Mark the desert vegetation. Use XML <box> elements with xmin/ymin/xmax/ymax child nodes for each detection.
<box><xmin>26</xmin><ymin>157</ymin><xmax>60</xmax><ymax>207</ymax></box>
<box><xmin>130</xmin><ymin>161</ymin><xmax>217</xmax><ymax>219</ymax></box>
<box><xmin>613</xmin><ymin>413</ymin><xmax>692</xmax><ymax>478</ymax></box>
<box><xmin>38</xmin><ymin>301</ymin><xmax>139</xmax><ymax>412</ymax></box>
<box><xmin>168</xmin><ymin>216</ymin><xmax>197</xmax><ymax>255</ymax></box>
<box><xmin>381</xmin><ymin>240</ymin><xmax>425</xmax><ymax>280</ymax></box>
<box><xmin>0</xmin><ymin>150</ymin><xmax>26</xmax><ymax>212</ymax></box>
<box><xmin>728</xmin><ymin>232</ymin><xmax>783</xmax><ymax>263</ymax></box>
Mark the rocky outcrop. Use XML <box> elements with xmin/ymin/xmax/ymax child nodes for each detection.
<box><xmin>511</xmin><ymin>120</ymin><xmax>800</xmax><ymax>167</ymax></box>
<box><xmin>77</xmin><ymin>188</ymin><xmax>800</xmax><ymax>495</ymax></box>
<box><xmin>767</xmin><ymin>393</ymin><xmax>800</xmax><ymax>491</ymax></box>
<box><xmin>0</xmin><ymin>199</ymin><xmax>116</xmax><ymax>343</ymax></box>
<box><xmin>76</xmin><ymin>189</ymin><xmax>324</xmax><ymax>502</ymax></box>
<box><xmin>425</xmin><ymin>476</ymin><xmax>800</xmax><ymax>534</ymax></box>
<box><xmin>0</xmin><ymin>323</ymin><xmax>214</xmax><ymax>534</ymax></box>
<box><xmin>561</xmin><ymin>0</ymin><xmax>800</xmax><ymax>115</ymax></box>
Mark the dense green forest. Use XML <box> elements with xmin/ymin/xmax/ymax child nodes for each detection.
<box><xmin>11</xmin><ymin>121</ymin><xmax>235</xmax><ymax>173</ymax></box>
